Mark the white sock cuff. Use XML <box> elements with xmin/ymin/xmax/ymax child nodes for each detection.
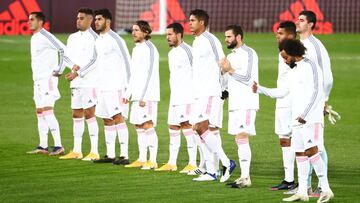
<box><xmin>136</xmin><ymin>128</ymin><xmax>145</xmax><ymax>134</ymax></box>
<box><xmin>86</xmin><ymin>117</ymin><xmax>96</xmax><ymax>124</ymax></box>
<box><xmin>182</xmin><ymin>128</ymin><xmax>195</xmax><ymax>136</ymax></box>
<box><xmin>43</xmin><ymin>110</ymin><xmax>54</xmax><ymax>116</ymax></box>
<box><xmin>116</xmin><ymin>123</ymin><xmax>127</xmax><ymax>130</ymax></box>
<box><xmin>309</xmin><ymin>153</ymin><xmax>321</xmax><ymax>164</ymax></box>
<box><xmin>235</xmin><ymin>137</ymin><xmax>249</xmax><ymax>145</ymax></box>
<box><xmin>73</xmin><ymin>118</ymin><xmax>84</xmax><ymax>123</ymax></box>
<box><xmin>296</xmin><ymin>156</ymin><xmax>309</xmax><ymax>163</ymax></box>
<box><xmin>145</xmin><ymin>127</ymin><xmax>155</xmax><ymax>135</ymax></box>
<box><xmin>169</xmin><ymin>129</ymin><xmax>180</xmax><ymax>137</ymax></box>
<box><xmin>105</xmin><ymin>125</ymin><xmax>116</xmax><ymax>131</ymax></box>
<box><xmin>37</xmin><ymin>112</ymin><xmax>44</xmax><ymax>118</ymax></box>
<box><xmin>200</xmin><ymin>130</ymin><xmax>211</xmax><ymax>140</ymax></box>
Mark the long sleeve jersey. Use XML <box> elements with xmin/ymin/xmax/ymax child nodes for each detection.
<box><xmin>301</xmin><ymin>35</ymin><xmax>333</xmax><ymax>101</ymax></box>
<box><xmin>192</xmin><ymin>31</ymin><xmax>225</xmax><ymax>98</ymax></box>
<box><xmin>227</xmin><ymin>44</ymin><xmax>259</xmax><ymax>110</ymax></box>
<box><xmin>258</xmin><ymin>58</ymin><xmax>325</xmax><ymax>125</ymax></box>
<box><xmin>168</xmin><ymin>42</ymin><xmax>194</xmax><ymax>105</ymax></box>
<box><xmin>95</xmin><ymin>29</ymin><xmax>131</xmax><ymax>91</ymax></box>
<box><xmin>124</xmin><ymin>40</ymin><xmax>160</xmax><ymax>101</ymax></box>
<box><xmin>66</xmin><ymin>28</ymin><xmax>98</xmax><ymax>88</ymax></box>
<box><xmin>30</xmin><ymin>28</ymin><xmax>74</xmax><ymax>82</ymax></box>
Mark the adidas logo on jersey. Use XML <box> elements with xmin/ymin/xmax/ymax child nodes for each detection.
<box><xmin>0</xmin><ymin>0</ymin><xmax>50</xmax><ymax>36</ymax></box>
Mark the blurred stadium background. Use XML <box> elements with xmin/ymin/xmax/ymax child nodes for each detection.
<box><xmin>1</xmin><ymin>0</ymin><xmax>360</xmax><ymax>202</ymax></box>
<box><xmin>1</xmin><ymin>0</ymin><xmax>360</xmax><ymax>35</ymax></box>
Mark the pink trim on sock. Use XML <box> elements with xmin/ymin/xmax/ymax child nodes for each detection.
<box><xmin>43</xmin><ymin>110</ymin><xmax>54</xmax><ymax>116</ymax></box>
<box><xmin>314</xmin><ymin>123</ymin><xmax>320</xmax><ymax>142</ymax></box>
<box><xmin>146</xmin><ymin>128</ymin><xmax>155</xmax><ymax>135</ymax></box>
<box><xmin>235</xmin><ymin>137</ymin><xmax>249</xmax><ymax>145</ymax></box>
<box><xmin>136</xmin><ymin>129</ymin><xmax>145</xmax><ymax>134</ymax></box>
<box><xmin>86</xmin><ymin>117</ymin><xmax>96</xmax><ymax>123</ymax></box>
<box><xmin>309</xmin><ymin>153</ymin><xmax>321</xmax><ymax>164</ymax></box>
<box><xmin>169</xmin><ymin>130</ymin><xmax>180</xmax><ymax>137</ymax></box>
<box><xmin>118</xmin><ymin>90</ymin><xmax>123</xmax><ymax>105</ymax></box>
<box><xmin>105</xmin><ymin>125</ymin><xmax>116</xmax><ymax>131</ymax></box>
<box><xmin>186</xmin><ymin>104</ymin><xmax>191</xmax><ymax>116</ymax></box>
<box><xmin>200</xmin><ymin>130</ymin><xmax>210</xmax><ymax>139</ymax></box>
<box><xmin>73</xmin><ymin>118</ymin><xmax>84</xmax><ymax>123</ymax></box>
<box><xmin>246</xmin><ymin>109</ymin><xmax>251</xmax><ymax>126</ymax></box>
<box><xmin>116</xmin><ymin>123</ymin><xmax>127</xmax><ymax>130</ymax></box>
<box><xmin>206</xmin><ymin>97</ymin><xmax>213</xmax><ymax>115</ymax></box>
<box><xmin>37</xmin><ymin>113</ymin><xmax>44</xmax><ymax>118</ymax></box>
<box><xmin>183</xmin><ymin>129</ymin><xmax>194</xmax><ymax>136</ymax></box>
<box><xmin>48</xmin><ymin>78</ymin><xmax>54</xmax><ymax>91</ymax></box>
<box><xmin>148</xmin><ymin>101</ymin><xmax>152</xmax><ymax>115</ymax></box>
<box><xmin>296</xmin><ymin>156</ymin><xmax>309</xmax><ymax>163</ymax></box>
<box><xmin>92</xmin><ymin>88</ymin><xmax>97</xmax><ymax>100</ymax></box>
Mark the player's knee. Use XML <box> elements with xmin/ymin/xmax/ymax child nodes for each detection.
<box><xmin>72</xmin><ymin>109</ymin><xmax>84</xmax><ymax>118</ymax></box>
<box><xmin>84</xmin><ymin>106</ymin><xmax>95</xmax><ymax>119</ymax></box>
<box><xmin>279</xmin><ymin>138</ymin><xmax>291</xmax><ymax>147</ymax></box>
<box><xmin>179</xmin><ymin>121</ymin><xmax>191</xmax><ymax>129</ymax></box>
<box><xmin>305</xmin><ymin>146</ymin><xmax>318</xmax><ymax>157</ymax></box>
<box><xmin>169</xmin><ymin>125</ymin><xmax>181</xmax><ymax>131</ymax></box>
<box><xmin>143</xmin><ymin>120</ymin><xmax>154</xmax><ymax>130</ymax></box>
<box><xmin>103</xmin><ymin>118</ymin><xmax>114</xmax><ymax>126</ymax></box>
<box><xmin>36</xmin><ymin>108</ymin><xmax>43</xmax><ymax>114</ymax></box>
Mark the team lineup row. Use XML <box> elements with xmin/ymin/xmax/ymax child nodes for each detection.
<box><xmin>27</xmin><ymin>7</ymin><xmax>335</xmax><ymax>203</ymax></box>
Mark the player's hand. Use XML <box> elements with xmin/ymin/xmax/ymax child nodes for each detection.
<box><xmin>65</xmin><ymin>72</ymin><xmax>78</xmax><ymax>81</ymax></box>
<box><xmin>139</xmin><ymin>101</ymin><xmax>146</xmax><ymax>107</ymax></box>
<box><xmin>219</xmin><ymin>58</ymin><xmax>232</xmax><ymax>73</ymax></box>
<box><xmin>72</xmin><ymin>64</ymin><xmax>80</xmax><ymax>72</ymax></box>
<box><xmin>123</xmin><ymin>98</ymin><xmax>129</xmax><ymax>104</ymax></box>
<box><xmin>252</xmin><ymin>81</ymin><xmax>258</xmax><ymax>93</ymax></box>
<box><xmin>324</xmin><ymin>104</ymin><xmax>341</xmax><ymax>125</ymax></box>
<box><xmin>52</xmin><ymin>71</ymin><xmax>61</xmax><ymax>77</ymax></box>
<box><xmin>296</xmin><ymin>117</ymin><xmax>306</xmax><ymax>124</ymax></box>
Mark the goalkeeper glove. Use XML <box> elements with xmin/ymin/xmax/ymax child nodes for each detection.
<box><xmin>325</xmin><ymin>105</ymin><xmax>341</xmax><ymax>125</ymax></box>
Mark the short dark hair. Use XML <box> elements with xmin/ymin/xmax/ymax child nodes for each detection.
<box><xmin>278</xmin><ymin>21</ymin><xmax>297</xmax><ymax>37</ymax></box>
<box><xmin>30</xmin><ymin>11</ymin><xmax>46</xmax><ymax>23</ymax></box>
<box><xmin>78</xmin><ymin>7</ymin><xmax>93</xmax><ymax>16</ymax></box>
<box><xmin>299</xmin><ymin>10</ymin><xmax>316</xmax><ymax>30</ymax></box>
<box><xmin>94</xmin><ymin>8</ymin><xmax>112</xmax><ymax>20</ymax></box>
<box><xmin>225</xmin><ymin>24</ymin><xmax>244</xmax><ymax>40</ymax></box>
<box><xmin>279</xmin><ymin>39</ymin><xmax>306</xmax><ymax>57</ymax></box>
<box><xmin>189</xmin><ymin>9</ymin><xmax>209</xmax><ymax>27</ymax></box>
<box><xmin>166</xmin><ymin>22</ymin><xmax>184</xmax><ymax>38</ymax></box>
<box><xmin>135</xmin><ymin>20</ymin><xmax>152</xmax><ymax>40</ymax></box>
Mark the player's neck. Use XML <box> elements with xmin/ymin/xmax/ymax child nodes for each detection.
<box><xmin>32</xmin><ymin>27</ymin><xmax>43</xmax><ymax>34</ymax></box>
<box><xmin>195</xmin><ymin>28</ymin><xmax>206</xmax><ymax>36</ymax></box>
<box><xmin>235</xmin><ymin>41</ymin><xmax>243</xmax><ymax>49</ymax></box>
<box><xmin>100</xmin><ymin>27</ymin><xmax>111</xmax><ymax>35</ymax></box>
<box><xmin>300</xmin><ymin>31</ymin><xmax>312</xmax><ymax>40</ymax></box>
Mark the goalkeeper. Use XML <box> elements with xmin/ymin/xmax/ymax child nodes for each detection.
<box><xmin>296</xmin><ymin>10</ymin><xmax>340</xmax><ymax>197</ymax></box>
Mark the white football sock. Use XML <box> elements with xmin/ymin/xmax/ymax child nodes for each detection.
<box><xmin>86</xmin><ymin>117</ymin><xmax>99</xmax><ymax>154</ymax></box>
<box><xmin>194</xmin><ymin>134</ymin><xmax>205</xmax><ymax>168</ymax></box>
<box><xmin>282</xmin><ymin>146</ymin><xmax>295</xmax><ymax>182</ymax></box>
<box><xmin>309</xmin><ymin>153</ymin><xmax>330</xmax><ymax>191</ymax></box>
<box><xmin>116</xmin><ymin>123</ymin><xmax>129</xmax><ymax>159</ymax></box>
<box><xmin>199</xmin><ymin>131</ymin><xmax>215</xmax><ymax>175</ymax></box>
<box><xmin>43</xmin><ymin>110</ymin><xmax>62</xmax><ymax>147</ymax></box>
<box><xmin>72</xmin><ymin>118</ymin><xmax>84</xmax><ymax>153</ymax></box>
<box><xmin>37</xmin><ymin>113</ymin><xmax>48</xmax><ymax>148</ymax></box>
<box><xmin>169</xmin><ymin>129</ymin><xmax>181</xmax><ymax>165</ymax></box>
<box><xmin>201</xmin><ymin>130</ymin><xmax>230</xmax><ymax>168</ymax></box>
<box><xmin>182</xmin><ymin>128</ymin><xmax>197</xmax><ymax>166</ymax></box>
<box><xmin>146</xmin><ymin>127</ymin><xmax>158</xmax><ymax>163</ymax></box>
<box><xmin>296</xmin><ymin>156</ymin><xmax>310</xmax><ymax>195</ymax></box>
<box><xmin>104</xmin><ymin>125</ymin><xmax>116</xmax><ymax>158</ymax></box>
<box><xmin>236</xmin><ymin>137</ymin><xmax>251</xmax><ymax>178</ymax></box>
<box><xmin>137</xmin><ymin>129</ymin><xmax>147</xmax><ymax>162</ymax></box>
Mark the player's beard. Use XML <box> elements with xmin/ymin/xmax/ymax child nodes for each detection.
<box><xmin>289</xmin><ymin>60</ymin><xmax>297</xmax><ymax>69</ymax></box>
<box><xmin>96</xmin><ymin>23</ymin><xmax>106</xmax><ymax>32</ymax></box>
<box><xmin>227</xmin><ymin>40</ymin><xmax>237</xmax><ymax>49</ymax></box>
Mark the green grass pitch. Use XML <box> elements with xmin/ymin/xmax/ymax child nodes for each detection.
<box><xmin>0</xmin><ymin>33</ymin><xmax>359</xmax><ymax>202</ymax></box>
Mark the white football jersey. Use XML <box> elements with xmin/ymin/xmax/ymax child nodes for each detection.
<box><xmin>258</xmin><ymin>58</ymin><xmax>324</xmax><ymax>125</ymax></box>
<box><xmin>301</xmin><ymin>35</ymin><xmax>333</xmax><ymax>101</ymax></box>
<box><xmin>276</xmin><ymin>53</ymin><xmax>291</xmax><ymax>108</ymax></box>
<box><xmin>66</xmin><ymin>28</ymin><xmax>98</xmax><ymax>88</ymax></box>
<box><xmin>168</xmin><ymin>42</ymin><xmax>193</xmax><ymax>105</ymax></box>
<box><xmin>95</xmin><ymin>29</ymin><xmax>131</xmax><ymax>91</ymax></box>
<box><xmin>192</xmin><ymin>31</ymin><xmax>225</xmax><ymax>98</ymax></box>
<box><xmin>30</xmin><ymin>28</ymin><xmax>74</xmax><ymax>82</ymax></box>
<box><xmin>227</xmin><ymin>44</ymin><xmax>259</xmax><ymax>110</ymax></box>
<box><xmin>124</xmin><ymin>40</ymin><xmax>160</xmax><ymax>101</ymax></box>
